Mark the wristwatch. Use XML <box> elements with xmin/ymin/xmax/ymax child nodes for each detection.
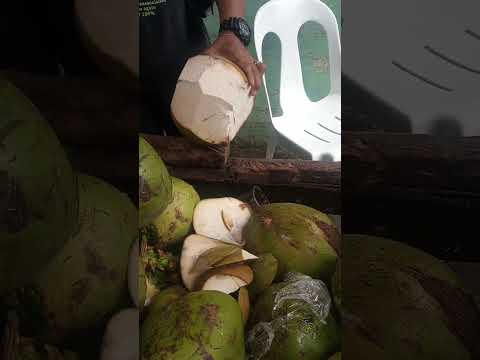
<box><xmin>219</xmin><ymin>17</ymin><xmax>252</xmax><ymax>47</ymax></box>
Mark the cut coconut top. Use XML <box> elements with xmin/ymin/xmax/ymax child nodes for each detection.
<box><xmin>180</xmin><ymin>234</ymin><xmax>257</xmax><ymax>291</ymax></box>
<box><xmin>193</xmin><ymin>197</ymin><xmax>252</xmax><ymax>246</ymax></box>
<box><xmin>171</xmin><ymin>55</ymin><xmax>254</xmax><ymax>145</ymax></box>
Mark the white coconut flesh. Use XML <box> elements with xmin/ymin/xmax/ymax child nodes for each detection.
<box><xmin>127</xmin><ymin>240</ymin><xmax>139</xmax><ymax>308</ymax></box>
<box><xmin>171</xmin><ymin>55</ymin><xmax>254</xmax><ymax>145</ymax></box>
<box><xmin>193</xmin><ymin>197</ymin><xmax>252</xmax><ymax>246</ymax></box>
<box><xmin>180</xmin><ymin>234</ymin><xmax>258</xmax><ymax>291</ymax></box>
<box><xmin>202</xmin><ymin>274</ymin><xmax>248</xmax><ymax>294</ymax></box>
<box><xmin>195</xmin><ymin>263</ymin><xmax>253</xmax><ymax>291</ymax></box>
<box><xmin>100</xmin><ymin>308</ymin><xmax>139</xmax><ymax>360</ymax></box>
<box><xmin>74</xmin><ymin>0</ymin><xmax>139</xmax><ymax>76</ymax></box>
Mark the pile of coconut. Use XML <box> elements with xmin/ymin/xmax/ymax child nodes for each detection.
<box><xmin>129</xmin><ymin>136</ymin><xmax>344</xmax><ymax>360</ymax></box>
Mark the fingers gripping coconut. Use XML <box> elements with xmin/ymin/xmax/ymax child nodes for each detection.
<box><xmin>139</xmin><ymin>136</ymin><xmax>172</xmax><ymax>227</ymax></box>
<box><xmin>0</xmin><ymin>79</ymin><xmax>78</xmax><ymax>294</ymax></box>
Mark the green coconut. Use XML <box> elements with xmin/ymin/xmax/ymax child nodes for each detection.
<box><xmin>139</xmin><ymin>135</ymin><xmax>172</xmax><ymax>227</ymax></box>
<box><xmin>6</xmin><ymin>174</ymin><xmax>137</xmax><ymax>345</ymax></box>
<box><xmin>244</xmin><ymin>203</ymin><xmax>340</xmax><ymax>281</ymax></box>
<box><xmin>144</xmin><ymin>177</ymin><xmax>200</xmax><ymax>248</ymax></box>
<box><xmin>142</xmin><ymin>289</ymin><xmax>245</xmax><ymax>360</ymax></box>
<box><xmin>247</xmin><ymin>253</ymin><xmax>278</xmax><ymax>299</ymax></box>
<box><xmin>0</xmin><ymin>79</ymin><xmax>78</xmax><ymax>294</ymax></box>
<box><xmin>248</xmin><ymin>277</ymin><xmax>341</xmax><ymax>360</ymax></box>
<box><xmin>342</xmin><ymin>234</ymin><xmax>480</xmax><ymax>360</ymax></box>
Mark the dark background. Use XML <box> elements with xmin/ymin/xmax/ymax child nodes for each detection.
<box><xmin>0</xmin><ymin>0</ymin><xmax>100</xmax><ymax>75</ymax></box>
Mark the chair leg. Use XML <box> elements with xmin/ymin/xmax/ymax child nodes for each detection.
<box><xmin>266</xmin><ymin>128</ymin><xmax>279</xmax><ymax>160</ymax></box>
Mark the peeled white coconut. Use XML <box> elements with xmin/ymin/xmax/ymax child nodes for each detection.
<box><xmin>193</xmin><ymin>197</ymin><xmax>252</xmax><ymax>246</ymax></box>
<box><xmin>171</xmin><ymin>55</ymin><xmax>255</xmax><ymax>145</ymax></box>
<box><xmin>74</xmin><ymin>0</ymin><xmax>139</xmax><ymax>78</ymax></box>
<box><xmin>202</xmin><ymin>275</ymin><xmax>248</xmax><ymax>294</ymax></box>
<box><xmin>180</xmin><ymin>234</ymin><xmax>258</xmax><ymax>291</ymax></box>
<box><xmin>100</xmin><ymin>308</ymin><xmax>139</xmax><ymax>360</ymax></box>
<box><xmin>197</xmin><ymin>263</ymin><xmax>253</xmax><ymax>293</ymax></box>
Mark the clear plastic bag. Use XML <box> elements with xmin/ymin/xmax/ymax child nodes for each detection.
<box><xmin>246</xmin><ymin>273</ymin><xmax>332</xmax><ymax>360</ymax></box>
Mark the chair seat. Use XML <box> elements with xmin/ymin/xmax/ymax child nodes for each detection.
<box><xmin>272</xmin><ymin>93</ymin><xmax>341</xmax><ymax>160</ymax></box>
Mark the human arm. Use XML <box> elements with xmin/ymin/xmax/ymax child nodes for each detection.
<box><xmin>203</xmin><ymin>0</ymin><xmax>266</xmax><ymax>96</ymax></box>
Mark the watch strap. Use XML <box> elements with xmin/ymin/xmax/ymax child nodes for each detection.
<box><xmin>219</xmin><ymin>17</ymin><xmax>251</xmax><ymax>46</ymax></box>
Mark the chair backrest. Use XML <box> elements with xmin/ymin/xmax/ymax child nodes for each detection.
<box><xmin>254</xmin><ymin>0</ymin><xmax>341</xmax><ymax>117</ymax></box>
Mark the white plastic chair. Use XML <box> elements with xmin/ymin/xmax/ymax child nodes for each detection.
<box><xmin>254</xmin><ymin>0</ymin><xmax>341</xmax><ymax>161</ymax></box>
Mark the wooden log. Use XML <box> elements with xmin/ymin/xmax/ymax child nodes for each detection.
<box><xmin>143</xmin><ymin>135</ymin><xmax>340</xmax><ymax>190</ymax></box>
<box><xmin>168</xmin><ymin>159</ymin><xmax>340</xmax><ymax>190</ymax></box>
<box><xmin>342</xmin><ymin>132</ymin><xmax>480</xmax><ymax>193</ymax></box>
<box><xmin>143</xmin><ymin>134</ymin><xmax>227</xmax><ymax>168</ymax></box>
<box><xmin>228</xmin><ymin>158</ymin><xmax>339</xmax><ymax>188</ymax></box>
<box><xmin>191</xmin><ymin>182</ymin><xmax>341</xmax><ymax>214</ymax></box>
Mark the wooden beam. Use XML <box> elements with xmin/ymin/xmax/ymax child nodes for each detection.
<box><xmin>143</xmin><ymin>134</ymin><xmax>340</xmax><ymax>190</ymax></box>
<box><xmin>3</xmin><ymin>71</ymin><xmax>139</xmax><ymax>146</ymax></box>
<box><xmin>143</xmin><ymin>134</ymin><xmax>227</xmax><ymax>169</ymax></box>
<box><xmin>342</xmin><ymin>132</ymin><xmax>480</xmax><ymax>194</ymax></box>
<box><xmin>168</xmin><ymin>160</ymin><xmax>340</xmax><ymax>190</ymax></box>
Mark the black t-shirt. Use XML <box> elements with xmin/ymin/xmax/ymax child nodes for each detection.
<box><xmin>140</xmin><ymin>0</ymin><xmax>214</xmax><ymax>134</ymax></box>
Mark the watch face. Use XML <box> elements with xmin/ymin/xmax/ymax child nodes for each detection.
<box><xmin>239</xmin><ymin>22</ymin><xmax>250</xmax><ymax>36</ymax></box>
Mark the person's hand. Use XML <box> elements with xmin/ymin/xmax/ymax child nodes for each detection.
<box><xmin>204</xmin><ymin>31</ymin><xmax>267</xmax><ymax>96</ymax></box>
